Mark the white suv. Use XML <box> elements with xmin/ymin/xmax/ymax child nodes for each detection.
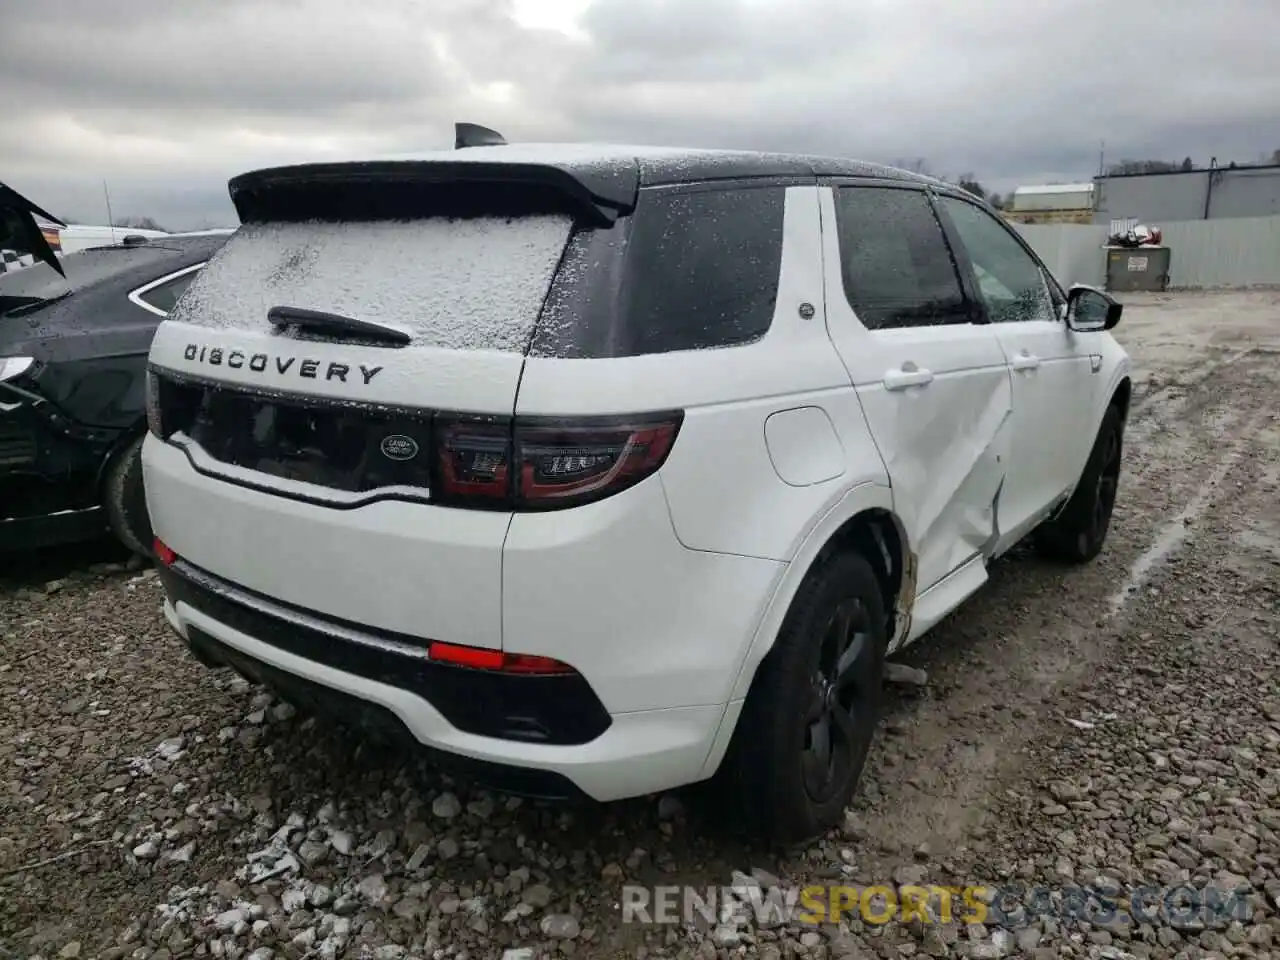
<box><xmin>143</xmin><ymin>127</ymin><xmax>1131</xmax><ymax>841</ymax></box>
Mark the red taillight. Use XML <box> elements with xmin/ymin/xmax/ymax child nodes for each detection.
<box><xmin>433</xmin><ymin>412</ymin><xmax>683</xmax><ymax>511</ymax></box>
<box><xmin>427</xmin><ymin>640</ymin><xmax>577</xmax><ymax>676</ymax></box>
<box><xmin>153</xmin><ymin>538</ymin><xmax>177</xmax><ymax>566</ymax></box>
<box><xmin>516</xmin><ymin>417</ymin><xmax>681</xmax><ymax>507</ymax></box>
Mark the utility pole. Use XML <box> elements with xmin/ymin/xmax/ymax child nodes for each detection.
<box><xmin>102</xmin><ymin>180</ymin><xmax>116</xmax><ymax>242</ymax></box>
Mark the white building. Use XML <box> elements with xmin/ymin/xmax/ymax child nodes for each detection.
<box><xmin>1010</xmin><ymin>183</ymin><xmax>1096</xmax><ymax>213</ymax></box>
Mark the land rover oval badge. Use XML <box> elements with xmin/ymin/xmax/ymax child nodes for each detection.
<box><xmin>380</xmin><ymin>435</ymin><xmax>419</xmax><ymax>461</ymax></box>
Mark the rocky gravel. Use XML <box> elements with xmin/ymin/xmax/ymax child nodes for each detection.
<box><xmin>2</xmin><ymin>290</ymin><xmax>1279</xmax><ymax>960</ymax></box>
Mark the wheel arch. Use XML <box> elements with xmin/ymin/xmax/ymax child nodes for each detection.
<box><xmin>698</xmin><ymin>483</ymin><xmax>916</xmax><ymax>778</ymax></box>
<box><xmin>1110</xmin><ymin>375</ymin><xmax>1133</xmax><ymax>422</ymax></box>
<box><xmin>95</xmin><ymin>418</ymin><xmax>154</xmax><ymax>556</ymax></box>
<box><xmin>94</xmin><ymin>415</ymin><xmax>149</xmax><ymax>493</ymax></box>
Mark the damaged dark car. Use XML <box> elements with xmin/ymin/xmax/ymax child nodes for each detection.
<box><xmin>0</xmin><ymin>182</ymin><xmax>229</xmax><ymax>554</ymax></box>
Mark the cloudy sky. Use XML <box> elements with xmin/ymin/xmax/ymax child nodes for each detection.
<box><xmin>2</xmin><ymin>0</ymin><xmax>1275</xmax><ymax>230</ymax></box>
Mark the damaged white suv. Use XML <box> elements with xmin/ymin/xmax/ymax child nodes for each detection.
<box><xmin>143</xmin><ymin>125</ymin><xmax>1131</xmax><ymax>841</ymax></box>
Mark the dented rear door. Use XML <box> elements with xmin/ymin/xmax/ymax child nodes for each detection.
<box><xmin>817</xmin><ymin>181</ymin><xmax>1015</xmax><ymax>595</ymax></box>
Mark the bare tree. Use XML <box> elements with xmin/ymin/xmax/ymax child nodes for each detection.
<box><xmin>956</xmin><ymin>173</ymin><xmax>986</xmax><ymax>200</ymax></box>
<box><xmin>1107</xmin><ymin>159</ymin><xmax>1179</xmax><ymax>175</ymax></box>
<box><xmin>114</xmin><ymin>215</ymin><xmax>167</xmax><ymax>232</ymax></box>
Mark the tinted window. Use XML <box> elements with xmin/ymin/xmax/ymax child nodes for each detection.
<box><xmin>531</xmin><ymin>185</ymin><xmax>785</xmax><ymax>358</ymax></box>
<box><xmin>137</xmin><ymin>271</ymin><xmax>197</xmax><ymax>314</ymax></box>
<box><xmin>937</xmin><ymin>196</ymin><xmax>1056</xmax><ymax>324</ymax></box>
<box><xmin>833</xmin><ymin>186</ymin><xmax>969</xmax><ymax>330</ymax></box>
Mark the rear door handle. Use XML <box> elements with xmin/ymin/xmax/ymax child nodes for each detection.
<box><xmin>883</xmin><ymin>363</ymin><xmax>935</xmax><ymax>391</ymax></box>
<box><xmin>1010</xmin><ymin>351</ymin><xmax>1041</xmax><ymax>371</ymax></box>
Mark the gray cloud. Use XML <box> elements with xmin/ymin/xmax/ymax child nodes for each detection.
<box><xmin>2</xmin><ymin>0</ymin><xmax>1276</xmax><ymax>229</ymax></box>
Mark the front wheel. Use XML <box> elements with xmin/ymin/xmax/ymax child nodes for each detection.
<box><xmin>724</xmin><ymin>550</ymin><xmax>888</xmax><ymax>843</ymax></box>
<box><xmin>1034</xmin><ymin>404</ymin><xmax>1124</xmax><ymax>564</ymax></box>
<box><xmin>103</xmin><ymin>433</ymin><xmax>153</xmax><ymax>558</ymax></box>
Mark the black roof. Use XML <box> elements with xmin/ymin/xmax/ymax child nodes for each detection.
<box><xmin>0</xmin><ymin>233</ymin><xmax>228</xmax><ymax>302</ymax></box>
<box><xmin>640</xmin><ymin>151</ymin><xmax>937</xmax><ymax>186</ymax></box>
<box><xmin>230</xmin><ymin>143</ymin><xmax>945</xmax><ymax>226</ymax></box>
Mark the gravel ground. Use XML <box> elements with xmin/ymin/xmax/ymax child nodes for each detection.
<box><xmin>2</xmin><ymin>290</ymin><xmax>1279</xmax><ymax>960</ymax></box>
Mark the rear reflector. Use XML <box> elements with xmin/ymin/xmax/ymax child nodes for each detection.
<box><xmin>427</xmin><ymin>641</ymin><xmax>577</xmax><ymax>676</ymax></box>
<box><xmin>154</xmin><ymin>538</ymin><xmax>177</xmax><ymax>567</ymax></box>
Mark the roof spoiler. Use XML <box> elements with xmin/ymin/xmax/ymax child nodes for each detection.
<box><xmin>0</xmin><ymin>182</ymin><xmax>67</xmax><ymax>277</ymax></box>
<box><xmin>455</xmin><ymin>122</ymin><xmax>507</xmax><ymax>149</ymax></box>
<box><xmin>229</xmin><ymin>158</ymin><xmax>638</xmax><ymax>228</ymax></box>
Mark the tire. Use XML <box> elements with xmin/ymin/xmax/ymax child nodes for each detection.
<box><xmin>723</xmin><ymin>550</ymin><xmax>888</xmax><ymax>844</ymax></box>
<box><xmin>1034</xmin><ymin>404</ymin><xmax>1124</xmax><ymax>564</ymax></box>
<box><xmin>103</xmin><ymin>433</ymin><xmax>154</xmax><ymax>558</ymax></box>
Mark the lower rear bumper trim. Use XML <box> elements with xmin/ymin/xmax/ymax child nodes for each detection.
<box><xmin>157</xmin><ymin>557</ymin><xmax>612</xmax><ymax>746</ymax></box>
<box><xmin>184</xmin><ymin>624</ymin><xmax>590</xmax><ymax>801</ymax></box>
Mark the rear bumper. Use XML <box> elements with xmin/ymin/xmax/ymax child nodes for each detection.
<box><xmin>1</xmin><ymin>404</ymin><xmax>118</xmax><ymax>545</ymax></box>
<box><xmin>159</xmin><ymin>560</ymin><xmax>727</xmax><ymax>802</ymax></box>
<box><xmin>181</xmin><ymin>624</ymin><xmax>591</xmax><ymax>801</ymax></box>
<box><xmin>145</xmin><ymin>428</ymin><xmax>789</xmax><ymax>800</ymax></box>
<box><xmin>159</xmin><ymin>558</ymin><xmax>611</xmax><ymax>746</ymax></box>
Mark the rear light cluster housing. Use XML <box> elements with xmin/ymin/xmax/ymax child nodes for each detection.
<box><xmin>435</xmin><ymin>412</ymin><xmax>682</xmax><ymax>511</ymax></box>
<box><xmin>146</xmin><ymin>370</ymin><xmax>683</xmax><ymax>512</ymax></box>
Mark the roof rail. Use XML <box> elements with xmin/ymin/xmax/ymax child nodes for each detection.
<box><xmin>454</xmin><ymin>122</ymin><xmax>507</xmax><ymax>149</ymax></box>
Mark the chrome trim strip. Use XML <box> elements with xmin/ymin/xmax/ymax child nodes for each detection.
<box><xmin>127</xmin><ymin>261</ymin><xmax>207</xmax><ymax>318</ymax></box>
<box><xmin>168</xmin><ymin>432</ymin><xmax>432</xmax><ymax>509</ymax></box>
<box><xmin>0</xmin><ymin>505</ymin><xmax>102</xmax><ymax>524</ymax></box>
<box><xmin>170</xmin><ymin>559</ymin><xmax>433</xmax><ymax>662</ymax></box>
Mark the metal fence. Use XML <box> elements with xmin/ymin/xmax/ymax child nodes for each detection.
<box><xmin>1013</xmin><ymin>214</ymin><xmax>1280</xmax><ymax>290</ymax></box>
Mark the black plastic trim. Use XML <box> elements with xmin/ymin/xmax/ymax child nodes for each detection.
<box><xmin>148</xmin><ymin>364</ymin><xmax>683</xmax><ymax>513</ymax></box>
<box><xmin>229</xmin><ymin>160</ymin><xmax>637</xmax><ymax>228</ymax></box>
<box><xmin>0</xmin><ymin>506</ymin><xmax>105</xmax><ymax>552</ymax></box>
<box><xmin>157</xmin><ymin>559</ymin><xmax>613</xmax><ymax>747</ymax></box>
<box><xmin>166</xmin><ymin>435</ymin><xmax>437</xmax><ymax>511</ymax></box>
<box><xmin>184</xmin><ymin>626</ymin><xmax>589</xmax><ymax>801</ymax></box>
<box><xmin>147</xmin><ymin>364</ymin><xmax>429</xmax><ymax>418</ymax></box>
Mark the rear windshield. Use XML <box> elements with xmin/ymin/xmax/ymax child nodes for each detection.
<box><xmin>170</xmin><ymin>216</ymin><xmax>574</xmax><ymax>352</ymax></box>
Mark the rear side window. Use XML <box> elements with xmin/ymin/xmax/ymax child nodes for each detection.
<box><xmin>531</xmin><ymin>185</ymin><xmax>785</xmax><ymax>358</ymax></box>
<box><xmin>170</xmin><ymin>216</ymin><xmax>574</xmax><ymax>352</ymax></box>
<box><xmin>833</xmin><ymin>186</ymin><xmax>969</xmax><ymax>330</ymax></box>
<box><xmin>135</xmin><ymin>271</ymin><xmax>198</xmax><ymax>314</ymax></box>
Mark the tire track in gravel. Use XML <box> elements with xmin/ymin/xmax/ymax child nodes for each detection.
<box><xmin>834</xmin><ymin>352</ymin><xmax>1280</xmax><ymax>882</ymax></box>
<box><xmin>1126</xmin><ymin>345</ymin><xmax>1256</xmax><ymax>429</ymax></box>
<box><xmin>895</xmin><ymin>404</ymin><xmax>1280</xmax><ymax>960</ymax></box>
<box><xmin>586</xmin><ymin>336</ymin><xmax>1280</xmax><ymax>954</ymax></box>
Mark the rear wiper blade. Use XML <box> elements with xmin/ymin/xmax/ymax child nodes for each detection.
<box><xmin>1</xmin><ymin>291</ymin><xmax>72</xmax><ymax>318</ymax></box>
<box><xmin>267</xmin><ymin>305</ymin><xmax>411</xmax><ymax>346</ymax></box>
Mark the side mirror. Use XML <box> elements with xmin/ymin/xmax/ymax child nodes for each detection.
<box><xmin>1065</xmin><ymin>284</ymin><xmax>1122</xmax><ymax>332</ymax></box>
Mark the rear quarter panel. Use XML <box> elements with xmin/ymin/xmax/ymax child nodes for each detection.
<box><xmin>513</xmin><ymin>184</ymin><xmax>890</xmax><ymax>562</ymax></box>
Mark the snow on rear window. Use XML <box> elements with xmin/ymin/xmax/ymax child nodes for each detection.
<box><xmin>170</xmin><ymin>216</ymin><xmax>573</xmax><ymax>352</ymax></box>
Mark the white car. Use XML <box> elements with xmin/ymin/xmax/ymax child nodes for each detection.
<box><xmin>142</xmin><ymin>127</ymin><xmax>1130</xmax><ymax>841</ymax></box>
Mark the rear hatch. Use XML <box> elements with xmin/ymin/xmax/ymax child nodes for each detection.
<box><xmin>146</xmin><ymin>155</ymin><xmax>637</xmax><ymax>647</ymax></box>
